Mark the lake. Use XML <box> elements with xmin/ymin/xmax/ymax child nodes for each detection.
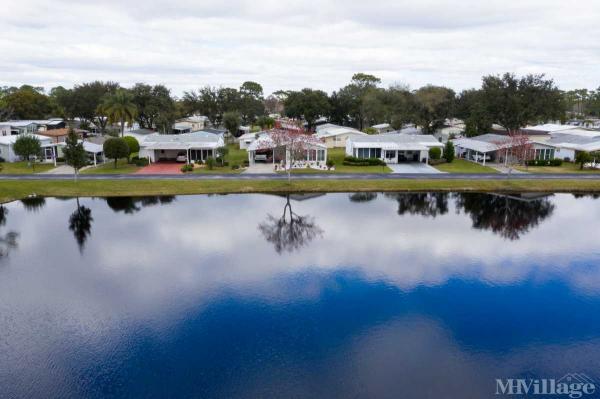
<box><xmin>1</xmin><ymin>192</ymin><xmax>600</xmax><ymax>398</ymax></box>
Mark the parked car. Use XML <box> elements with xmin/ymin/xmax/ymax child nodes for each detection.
<box><xmin>254</xmin><ymin>154</ymin><xmax>268</xmax><ymax>162</ymax></box>
<box><xmin>472</xmin><ymin>153</ymin><xmax>491</xmax><ymax>162</ymax></box>
<box><xmin>175</xmin><ymin>152</ymin><xmax>187</xmax><ymax>163</ymax></box>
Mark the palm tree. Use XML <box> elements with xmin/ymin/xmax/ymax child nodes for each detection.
<box><xmin>101</xmin><ymin>90</ymin><xmax>137</xmax><ymax>136</ymax></box>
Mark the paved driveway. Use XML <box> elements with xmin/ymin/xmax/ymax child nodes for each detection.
<box><xmin>40</xmin><ymin>165</ymin><xmax>75</xmax><ymax>174</ymax></box>
<box><xmin>243</xmin><ymin>163</ymin><xmax>276</xmax><ymax>174</ymax></box>
<box><xmin>388</xmin><ymin>163</ymin><xmax>443</xmax><ymax>174</ymax></box>
<box><xmin>135</xmin><ymin>162</ymin><xmax>183</xmax><ymax>175</ymax></box>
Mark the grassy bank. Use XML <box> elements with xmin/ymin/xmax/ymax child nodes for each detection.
<box><xmin>515</xmin><ymin>162</ymin><xmax>600</xmax><ymax>174</ymax></box>
<box><xmin>3</xmin><ymin>178</ymin><xmax>600</xmax><ymax>203</ymax></box>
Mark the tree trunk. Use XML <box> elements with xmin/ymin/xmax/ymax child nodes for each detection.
<box><xmin>114</xmin><ymin>158</ymin><xmax>118</xmax><ymax>169</ymax></box>
<box><xmin>121</xmin><ymin>119</ymin><xmax>125</xmax><ymax>137</ymax></box>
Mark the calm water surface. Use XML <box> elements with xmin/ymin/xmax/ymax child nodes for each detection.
<box><xmin>1</xmin><ymin>192</ymin><xmax>600</xmax><ymax>398</ymax></box>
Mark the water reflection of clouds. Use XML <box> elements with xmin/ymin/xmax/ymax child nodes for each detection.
<box><xmin>5</xmin><ymin>193</ymin><xmax>600</xmax><ymax>301</ymax></box>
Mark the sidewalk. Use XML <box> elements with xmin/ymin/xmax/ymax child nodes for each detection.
<box><xmin>487</xmin><ymin>164</ymin><xmax>528</xmax><ymax>174</ymax></box>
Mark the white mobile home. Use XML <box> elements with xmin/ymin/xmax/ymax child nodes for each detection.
<box><xmin>0</xmin><ymin>134</ymin><xmax>56</xmax><ymax>163</ymax></box>
<box><xmin>139</xmin><ymin>131</ymin><xmax>224</xmax><ymax>163</ymax></box>
<box><xmin>247</xmin><ymin>133</ymin><xmax>327</xmax><ymax>170</ymax></box>
<box><xmin>315</xmin><ymin>124</ymin><xmax>368</xmax><ymax>148</ymax></box>
<box><xmin>346</xmin><ymin>134</ymin><xmax>443</xmax><ymax>164</ymax></box>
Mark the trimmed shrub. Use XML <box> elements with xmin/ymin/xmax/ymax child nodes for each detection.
<box><xmin>231</xmin><ymin>164</ymin><xmax>240</xmax><ymax>170</ymax></box>
<box><xmin>135</xmin><ymin>158</ymin><xmax>149</xmax><ymax>167</ymax></box>
<box><xmin>180</xmin><ymin>164</ymin><xmax>194</xmax><ymax>173</ymax></box>
<box><xmin>526</xmin><ymin>159</ymin><xmax>563</xmax><ymax>167</ymax></box>
<box><xmin>326</xmin><ymin>159</ymin><xmax>335</xmax><ymax>169</ymax></box>
<box><xmin>205</xmin><ymin>156</ymin><xmax>215</xmax><ymax>170</ymax></box>
<box><xmin>429</xmin><ymin>147</ymin><xmax>442</xmax><ymax>160</ymax></box>
<box><xmin>103</xmin><ymin>137</ymin><xmax>130</xmax><ymax>168</ymax></box>
<box><xmin>343</xmin><ymin>156</ymin><xmax>386</xmax><ymax>166</ymax></box>
<box><xmin>243</xmin><ymin>160</ymin><xmax>250</xmax><ymax>167</ymax></box>
<box><xmin>0</xmin><ymin>156</ymin><xmax>6</xmax><ymax>163</ymax></box>
<box><xmin>123</xmin><ymin>136</ymin><xmax>140</xmax><ymax>154</ymax></box>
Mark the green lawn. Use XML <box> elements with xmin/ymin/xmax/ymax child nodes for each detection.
<box><xmin>81</xmin><ymin>159</ymin><xmax>141</xmax><ymax>175</ymax></box>
<box><xmin>434</xmin><ymin>159</ymin><xmax>499</xmax><ymax>174</ymax></box>
<box><xmin>4</xmin><ymin>178</ymin><xmax>600</xmax><ymax>204</ymax></box>
<box><xmin>224</xmin><ymin>144</ymin><xmax>248</xmax><ymax>166</ymax></box>
<box><xmin>515</xmin><ymin>162</ymin><xmax>600</xmax><ymax>174</ymax></box>
<box><xmin>0</xmin><ymin>161</ymin><xmax>56</xmax><ymax>174</ymax></box>
<box><xmin>192</xmin><ymin>165</ymin><xmax>243</xmax><ymax>174</ymax></box>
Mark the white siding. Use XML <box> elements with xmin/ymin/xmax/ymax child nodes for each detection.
<box><xmin>554</xmin><ymin>148</ymin><xmax>575</xmax><ymax>161</ymax></box>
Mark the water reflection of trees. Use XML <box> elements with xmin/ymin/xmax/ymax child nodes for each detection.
<box><xmin>0</xmin><ymin>205</ymin><xmax>18</xmax><ymax>258</ymax></box>
<box><xmin>384</xmin><ymin>193</ymin><xmax>449</xmax><ymax>217</ymax></box>
<box><xmin>349</xmin><ymin>193</ymin><xmax>378</xmax><ymax>203</ymax></box>
<box><xmin>0</xmin><ymin>205</ymin><xmax>6</xmax><ymax>226</ymax></box>
<box><xmin>20</xmin><ymin>197</ymin><xmax>46</xmax><ymax>212</ymax></box>
<box><xmin>258</xmin><ymin>194</ymin><xmax>323</xmax><ymax>254</ymax></box>
<box><xmin>105</xmin><ymin>196</ymin><xmax>176</xmax><ymax>214</ymax></box>
<box><xmin>69</xmin><ymin>198</ymin><xmax>93</xmax><ymax>253</ymax></box>
<box><xmin>381</xmin><ymin>192</ymin><xmax>555</xmax><ymax>240</ymax></box>
<box><xmin>454</xmin><ymin>193</ymin><xmax>555</xmax><ymax>240</ymax></box>
<box><xmin>573</xmin><ymin>193</ymin><xmax>600</xmax><ymax>199</ymax></box>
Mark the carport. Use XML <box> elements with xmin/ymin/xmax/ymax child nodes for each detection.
<box><xmin>139</xmin><ymin>131</ymin><xmax>224</xmax><ymax>164</ymax></box>
<box><xmin>453</xmin><ymin>134</ymin><xmax>513</xmax><ymax>166</ymax></box>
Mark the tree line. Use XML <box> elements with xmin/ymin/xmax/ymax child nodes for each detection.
<box><xmin>0</xmin><ymin>72</ymin><xmax>589</xmax><ymax>136</ymax></box>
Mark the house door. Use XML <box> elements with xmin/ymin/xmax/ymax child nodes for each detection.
<box><xmin>384</xmin><ymin>150</ymin><xmax>397</xmax><ymax>164</ymax></box>
<box><xmin>44</xmin><ymin>147</ymin><xmax>54</xmax><ymax>161</ymax></box>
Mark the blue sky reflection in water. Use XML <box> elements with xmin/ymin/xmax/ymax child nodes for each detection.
<box><xmin>1</xmin><ymin>193</ymin><xmax>600</xmax><ymax>398</ymax></box>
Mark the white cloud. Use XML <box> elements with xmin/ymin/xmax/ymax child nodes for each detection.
<box><xmin>1</xmin><ymin>0</ymin><xmax>599</xmax><ymax>95</ymax></box>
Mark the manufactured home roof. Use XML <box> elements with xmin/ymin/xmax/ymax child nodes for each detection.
<box><xmin>522</xmin><ymin>124</ymin><xmax>579</xmax><ymax>133</ymax></box>
<box><xmin>141</xmin><ymin>131</ymin><xmax>223</xmax><ymax>150</ymax></box>
<box><xmin>552</xmin><ymin>128</ymin><xmax>600</xmax><ymax>138</ymax></box>
<box><xmin>372</xmin><ymin>123</ymin><xmax>390</xmax><ymax>129</ymax></box>
<box><xmin>452</xmin><ymin>134</ymin><xmax>513</xmax><ymax>153</ymax></box>
<box><xmin>0</xmin><ymin>134</ymin><xmax>52</xmax><ymax>145</ymax></box>
<box><xmin>544</xmin><ymin>133</ymin><xmax>600</xmax><ymax>152</ymax></box>
<box><xmin>247</xmin><ymin>134</ymin><xmax>326</xmax><ymax>151</ymax></box>
<box><xmin>348</xmin><ymin>133</ymin><xmax>443</xmax><ymax>150</ymax></box>
<box><xmin>315</xmin><ymin>125</ymin><xmax>367</xmax><ymax>139</ymax></box>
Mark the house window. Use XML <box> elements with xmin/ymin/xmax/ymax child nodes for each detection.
<box><xmin>535</xmin><ymin>148</ymin><xmax>555</xmax><ymax>160</ymax></box>
<box><xmin>317</xmin><ymin>149</ymin><xmax>325</xmax><ymax>161</ymax></box>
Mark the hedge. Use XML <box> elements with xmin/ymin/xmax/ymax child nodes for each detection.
<box><xmin>343</xmin><ymin>156</ymin><xmax>387</xmax><ymax>166</ymax></box>
<box><xmin>526</xmin><ymin>159</ymin><xmax>563</xmax><ymax>167</ymax></box>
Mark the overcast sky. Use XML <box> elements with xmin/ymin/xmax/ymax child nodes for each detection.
<box><xmin>2</xmin><ymin>0</ymin><xmax>599</xmax><ymax>96</ymax></box>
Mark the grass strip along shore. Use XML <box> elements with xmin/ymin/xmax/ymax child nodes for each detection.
<box><xmin>3</xmin><ymin>178</ymin><xmax>600</xmax><ymax>203</ymax></box>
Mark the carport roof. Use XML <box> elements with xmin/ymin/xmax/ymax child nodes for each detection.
<box><xmin>349</xmin><ymin>133</ymin><xmax>443</xmax><ymax>151</ymax></box>
<box><xmin>141</xmin><ymin>131</ymin><xmax>223</xmax><ymax>150</ymax></box>
<box><xmin>452</xmin><ymin>134</ymin><xmax>512</xmax><ymax>153</ymax></box>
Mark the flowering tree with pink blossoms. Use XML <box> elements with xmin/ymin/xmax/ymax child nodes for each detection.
<box><xmin>257</xmin><ymin>125</ymin><xmax>324</xmax><ymax>182</ymax></box>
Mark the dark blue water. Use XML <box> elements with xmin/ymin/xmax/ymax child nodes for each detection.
<box><xmin>1</xmin><ymin>193</ymin><xmax>600</xmax><ymax>398</ymax></box>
